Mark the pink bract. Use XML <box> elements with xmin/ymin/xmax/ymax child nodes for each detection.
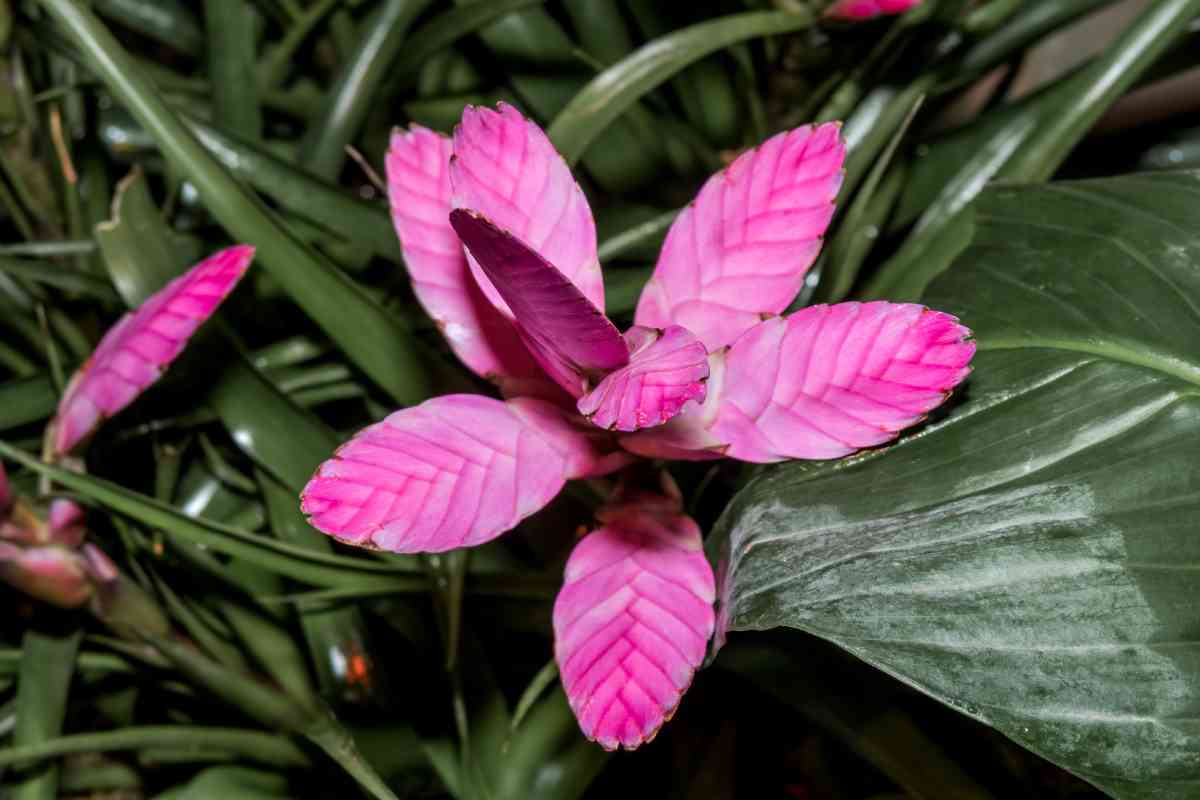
<box><xmin>635</xmin><ymin>123</ymin><xmax>845</xmax><ymax>350</ymax></box>
<box><xmin>554</xmin><ymin>491</ymin><xmax>715</xmax><ymax>750</ymax></box>
<box><xmin>826</xmin><ymin>0</ymin><xmax>922</xmax><ymax>20</ymax></box>
<box><xmin>386</xmin><ymin>126</ymin><xmax>540</xmax><ymax>384</ymax></box>
<box><xmin>450</xmin><ymin>102</ymin><xmax>604</xmax><ymax>314</ymax></box>
<box><xmin>300</xmin><ymin>394</ymin><xmax>623</xmax><ymax>553</ymax></box>
<box><xmin>624</xmin><ymin>302</ymin><xmax>975</xmax><ymax>462</ymax></box>
<box><xmin>50</xmin><ymin>245</ymin><xmax>255</xmax><ymax>457</ymax></box>
<box><xmin>578</xmin><ymin>325</ymin><xmax>710</xmax><ymax>432</ymax></box>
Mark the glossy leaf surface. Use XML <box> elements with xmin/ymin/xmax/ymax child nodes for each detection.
<box><xmin>712</xmin><ymin>174</ymin><xmax>1200</xmax><ymax>799</ymax></box>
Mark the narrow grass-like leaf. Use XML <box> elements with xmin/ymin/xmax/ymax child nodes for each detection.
<box><xmin>298</xmin><ymin>0</ymin><xmax>433</xmax><ymax>180</ymax></box>
<box><xmin>862</xmin><ymin>113</ymin><xmax>1034</xmax><ymax>300</ymax></box>
<box><xmin>391</xmin><ymin>0</ymin><xmax>546</xmax><ymax>82</ymax></box>
<box><xmin>93</xmin><ymin>0</ymin><xmax>203</xmax><ymax>56</ymax></box>
<box><xmin>12</xmin><ymin>628</ymin><xmax>81</xmax><ymax>800</ymax></box>
<box><xmin>184</xmin><ymin>118</ymin><xmax>398</xmax><ymax>260</ymax></box>
<box><xmin>547</xmin><ymin>10</ymin><xmax>815</xmax><ymax>166</ymax></box>
<box><xmin>0</xmin><ymin>726</ymin><xmax>308</xmax><ymax>768</ymax></box>
<box><xmin>205</xmin><ymin>0</ymin><xmax>262</xmax><ymax>142</ymax></box>
<box><xmin>39</xmin><ymin>0</ymin><xmax>431</xmax><ymax>405</ymax></box>
<box><xmin>998</xmin><ymin>0</ymin><xmax>1200</xmax><ymax>182</ymax></box>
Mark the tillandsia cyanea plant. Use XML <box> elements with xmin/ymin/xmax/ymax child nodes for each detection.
<box><xmin>299</xmin><ymin>102</ymin><xmax>975</xmax><ymax>750</ymax></box>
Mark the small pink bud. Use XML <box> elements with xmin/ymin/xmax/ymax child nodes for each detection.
<box><xmin>47</xmin><ymin>498</ymin><xmax>87</xmax><ymax>548</ymax></box>
<box><xmin>0</xmin><ymin>542</ymin><xmax>93</xmax><ymax>608</ymax></box>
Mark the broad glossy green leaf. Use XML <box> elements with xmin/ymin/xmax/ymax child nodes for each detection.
<box><xmin>547</xmin><ymin>9</ymin><xmax>814</xmax><ymax>166</ymax></box>
<box><xmin>712</xmin><ymin>172</ymin><xmax>1200</xmax><ymax>799</ymax></box>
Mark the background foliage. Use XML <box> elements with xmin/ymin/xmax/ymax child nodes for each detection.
<box><xmin>0</xmin><ymin>0</ymin><xmax>1198</xmax><ymax>797</ymax></box>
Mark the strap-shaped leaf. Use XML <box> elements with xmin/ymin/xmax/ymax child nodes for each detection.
<box><xmin>449</xmin><ymin>210</ymin><xmax>628</xmax><ymax>397</ymax></box>
<box><xmin>578</xmin><ymin>325</ymin><xmax>709</xmax><ymax>432</ymax></box>
<box><xmin>554</xmin><ymin>495</ymin><xmax>715</xmax><ymax>750</ymax></box>
<box><xmin>712</xmin><ymin>302</ymin><xmax>974</xmax><ymax>462</ymax></box>
<box><xmin>450</xmin><ymin>102</ymin><xmax>604</xmax><ymax>312</ymax></box>
<box><xmin>385</xmin><ymin>126</ymin><xmax>539</xmax><ymax>383</ymax></box>
<box><xmin>51</xmin><ymin>245</ymin><xmax>254</xmax><ymax>456</ymax></box>
<box><xmin>301</xmin><ymin>394</ymin><xmax>616</xmax><ymax>553</ymax></box>
<box><xmin>635</xmin><ymin>123</ymin><xmax>845</xmax><ymax>350</ymax></box>
<box><xmin>826</xmin><ymin>0</ymin><xmax>921</xmax><ymax>20</ymax></box>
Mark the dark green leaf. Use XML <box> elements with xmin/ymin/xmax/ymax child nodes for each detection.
<box><xmin>298</xmin><ymin>0</ymin><xmax>433</xmax><ymax>180</ymax></box>
<box><xmin>40</xmin><ymin>0</ymin><xmax>431</xmax><ymax>404</ymax></box>
<box><xmin>547</xmin><ymin>10</ymin><xmax>814</xmax><ymax>166</ymax></box>
<box><xmin>11</xmin><ymin>628</ymin><xmax>81</xmax><ymax>800</ymax></box>
<box><xmin>713</xmin><ymin>172</ymin><xmax>1200</xmax><ymax>799</ymax></box>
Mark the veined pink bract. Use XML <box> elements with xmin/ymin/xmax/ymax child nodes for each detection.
<box><xmin>302</xmin><ymin>101</ymin><xmax>974</xmax><ymax>751</ymax></box>
<box><xmin>50</xmin><ymin>245</ymin><xmax>255</xmax><ymax>457</ymax></box>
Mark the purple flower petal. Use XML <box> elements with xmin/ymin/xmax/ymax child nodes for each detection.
<box><xmin>449</xmin><ymin>209</ymin><xmax>628</xmax><ymax>398</ymax></box>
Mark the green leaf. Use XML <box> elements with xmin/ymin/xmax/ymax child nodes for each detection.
<box><xmin>95</xmin><ymin>167</ymin><xmax>187</xmax><ymax>304</ymax></box>
<box><xmin>547</xmin><ymin>9</ymin><xmax>814</xmax><ymax>166</ymax></box>
<box><xmin>997</xmin><ymin>0</ymin><xmax>1200</xmax><ymax>182</ymax></box>
<box><xmin>0</xmin><ymin>726</ymin><xmax>308</xmax><ymax>769</ymax></box>
<box><xmin>712</xmin><ymin>172</ymin><xmax>1200</xmax><ymax>799</ymax></box>
<box><xmin>205</xmin><ymin>0</ymin><xmax>261</xmax><ymax>142</ymax></box>
<box><xmin>39</xmin><ymin>0</ymin><xmax>431</xmax><ymax>405</ymax></box>
<box><xmin>11</xmin><ymin>628</ymin><xmax>81</xmax><ymax>800</ymax></box>
<box><xmin>390</xmin><ymin>0</ymin><xmax>547</xmax><ymax>84</ymax></box>
<box><xmin>298</xmin><ymin>0</ymin><xmax>433</xmax><ymax>180</ymax></box>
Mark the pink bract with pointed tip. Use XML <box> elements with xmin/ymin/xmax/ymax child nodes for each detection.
<box><xmin>301</xmin><ymin>394</ymin><xmax>624</xmax><ymax>553</ymax></box>
<box><xmin>554</xmin><ymin>495</ymin><xmax>715</xmax><ymax>751</ymax></box>
<box><xmin>450</xmin><ymin>102</ymin><xmax>604</xmax><ymax>314</ymax></box>
<box><xmin>578</xmin><ymin>326</ymin><xmax>709</xmax><ymax>432</ymax></box>
<box><xmin>450</xmin><ymin>209</ymin><xmax>628</xmax><ymax>397</ymax></box>
<box><xmin>623</xmin><ymin>302</ymin><xmax>974</xmax><ymax>462</ymax></box>
<box><xmin>826</xmin><ymin>0</ymin><xmax>921</xmax><ymax>20</ymax></box>
<box><xmin>50</xmin><ymin>245</ymin><xmax>255</xmax><ymax>457</ymax></box>
<box><xmin>716</xmin><ymin>302</ymin><xmax>974</xmax><ymax>461</ymax></box>
<box><xmin>386</xmin><ymin>126</ymin><xmax>540</xmax><ymax>383</ymax></box>
<box><xmin>635</xmin><ymin>123</ymin><xmax>845</xmax><ymax>350</ymax></box>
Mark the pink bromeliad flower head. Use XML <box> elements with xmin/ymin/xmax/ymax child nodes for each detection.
<box><xmin>826</xmin><ymin>0</ymin><xmax>923</xmax><ymax>20</ymax></box>
<box><xmin>301</xmin><ymin>103</ymin><xmax>974</xmax><ymax>750</ymax></box>
<box><xmin>49</xmin><ymin>245</ymin><xmax>255</xmax><ymax>458</ymax></box>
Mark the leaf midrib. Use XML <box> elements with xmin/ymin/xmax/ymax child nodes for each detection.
<box><xmin>978</xmin><ymin>336</ymin><xmax>1200</xmax><ymax>389</ymax></box>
